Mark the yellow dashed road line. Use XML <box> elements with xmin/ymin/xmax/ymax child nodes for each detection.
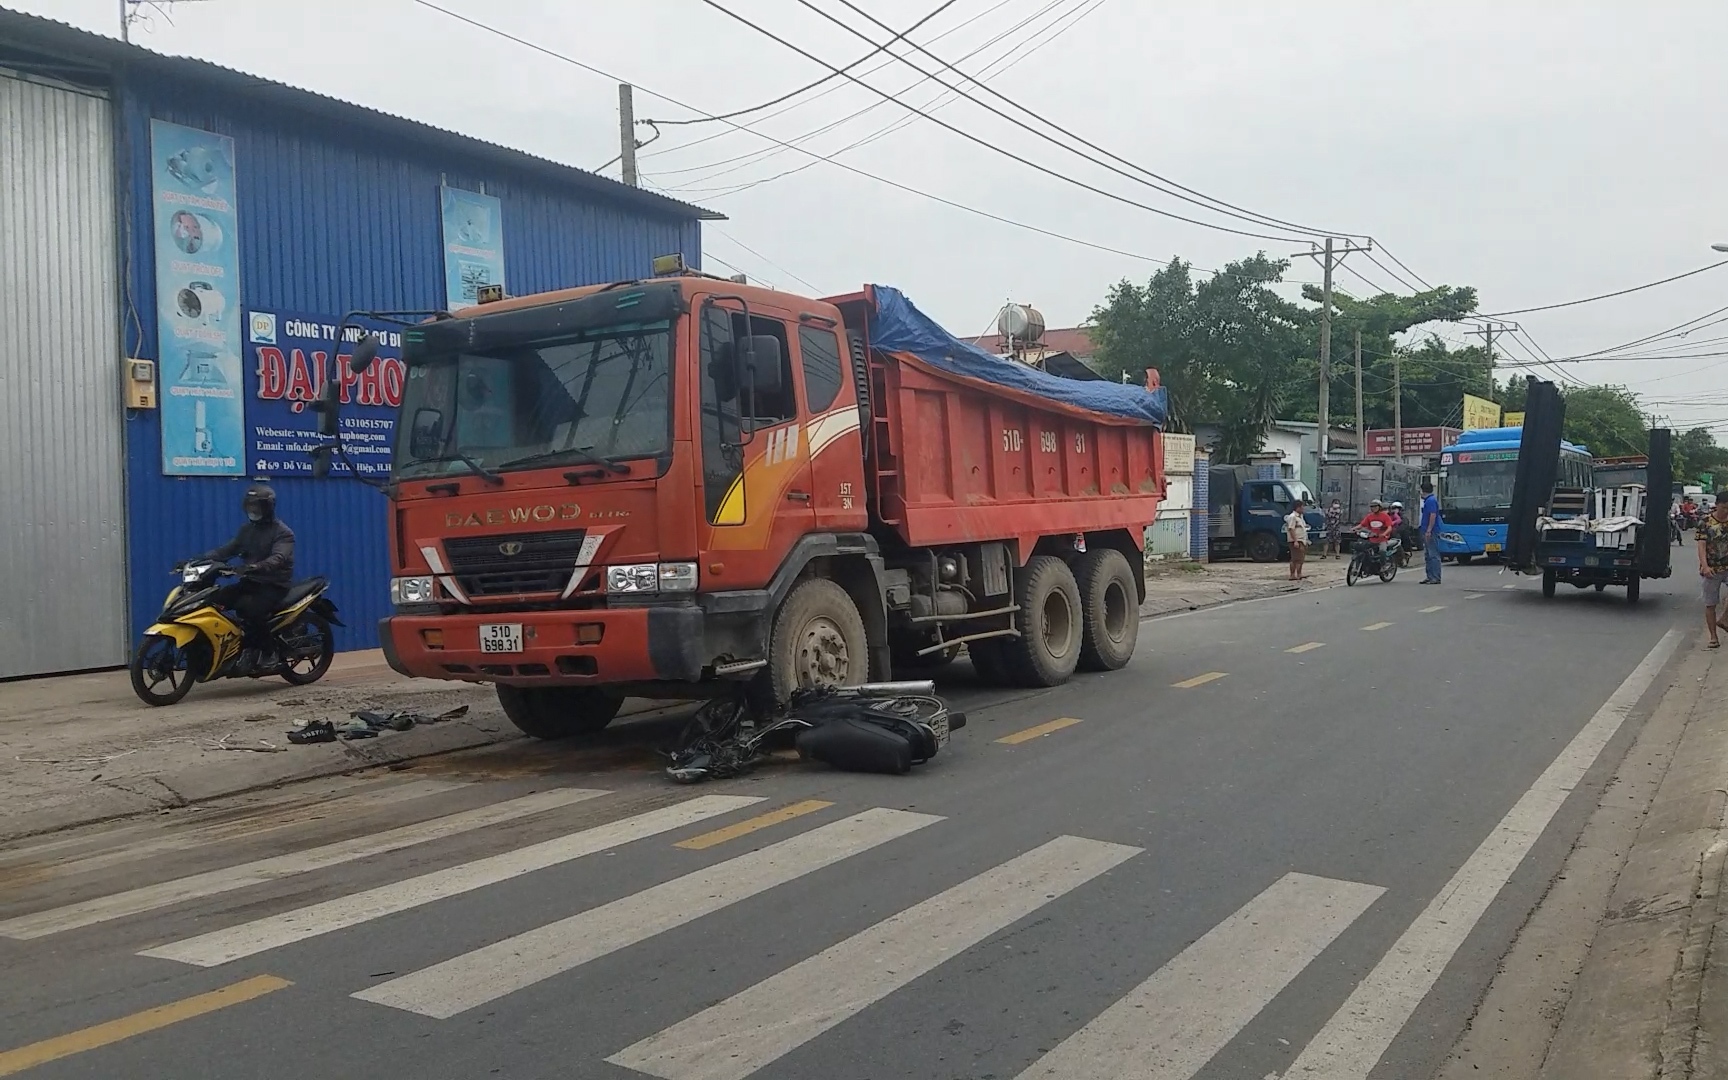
<box><xmin>1172</xmin><ymin>672</ymin><xmax>1229</xmax><ymax>688</ymax></box>
<box><xmin>674</xmin><ymin>800</ymin><xmax>834</xmax><ymax>851</ymax></box>
<box><xmin>1286</xmin><ymin>642</ymin><xmax>1326</xmax><ymax>654</ymax></box>
<box><xmin>996</xmin><ymin>717</ymin><xmax>1085</xmax><ymax>745</ymax></box>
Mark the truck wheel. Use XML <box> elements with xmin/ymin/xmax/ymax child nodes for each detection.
<box><xmin>1006</xmin><ymin>555</ymin><xmax>1082</xmax><ymax>687</ymax></box>
<box><xmin>1541</xmin><ymin>570</ymin><xmax>1556</xmax><ymax>598</ymax></box>
<box><xmin>1628</xmin><ymin>576</ymin><xmax>1641</xmax><ymax>603</ymax></box>
<box><xmin>767</xmin><ymin>578</ymin><xmax>869</xmax><ymax>703</ymax></box>
<box><xmin>1075</xmin><ymin>548</ymin><xmax>1139</xmax><ymax>671</ymax></box>
<box><xmin>1245</xmin><ymin>532</ymin><xmax>1280</xmax><ymax>563</ymax></box>
<box><xmin>496</xmin><ymin>685</ymin><xmax>622</xmax><ymax>740</ymax></box>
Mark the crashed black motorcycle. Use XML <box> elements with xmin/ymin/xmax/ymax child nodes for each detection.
<box><xmin>1345</xmin><ymin>528</ymin><xmax>1402</xmax><ymax>586</ymax></box>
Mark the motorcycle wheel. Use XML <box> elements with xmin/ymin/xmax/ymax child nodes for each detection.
<box><xmin>130</xmin><ymin>634</ymin><xmax>195</xmax><ymax>706</ymax></box>
<box><xmin>1379</xmin><ymin>558</ymin><xmax>1398</xmax><ymax>583</ymax></box>
<box><xmin>1346</xmin><ymin>557</ymin><xmax>1362</xmax><ymax>586</ymax></box>
<box><xmin>279</xmin><ymin>614</ymin><xmax>335</xmax><ymax>686</ymax></box>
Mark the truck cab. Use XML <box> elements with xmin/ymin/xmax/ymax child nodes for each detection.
<box><xmin>1210</xmin><ymin>467</ymin><xmax>1324</xmax><ymax>562</ymax></box>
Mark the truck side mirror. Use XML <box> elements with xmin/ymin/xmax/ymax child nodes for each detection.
<box><xmin>349</xmin><ymin>333</ymin><xmax>380</xmax><ymax>375</ymax></box>
<box><xmin>312</xmin><ymin>380</ymin><xmax>340</xmax><ymax>436</ymax></box>
<box><xmin>743</xmin><ymin>335</ymin><xmax>783</xmax><ymax>396</ymax></box>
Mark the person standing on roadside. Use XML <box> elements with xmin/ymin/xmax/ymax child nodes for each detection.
<box><xmin>1323</xmin><ymin>499</ymin><xmax>1343</xmax><ymax>559</ymax></box>
<box><xmin>1696</xmin><ymin>494</ymin><xmax>1728</xmax><ymax>648</ymax></box>
<box><xmin>1420</xmin><ymin>480</ymin><xmax>1443</xmax><ymax>584</ymax></box>
<box><xmin>1285</xmin><ymin>498</ymin><xmax>1310</xmax><ymax>581</ymax></box>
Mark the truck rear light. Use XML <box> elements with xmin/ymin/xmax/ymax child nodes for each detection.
<box><xmin>576</xmin><ymin>622</ymin><xmax>604</xmax><ymax>644</ymax></box>
<box><xmin>421</xmin><ymin>628</ymin><xmax>444</xmax><ymax>649</ymax></box>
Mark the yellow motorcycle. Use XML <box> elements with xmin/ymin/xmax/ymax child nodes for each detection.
<box><xmin>130</xmin><ymin>559</ymin><xmax>342</xmax><ymax>705</ymax></box>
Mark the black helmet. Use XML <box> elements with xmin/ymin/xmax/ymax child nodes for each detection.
<box><xmin>242</xmin><ymin>483</ymin><xmax>277</xmax><ymax>522</ymax></box>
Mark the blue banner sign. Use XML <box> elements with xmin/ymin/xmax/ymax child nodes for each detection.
<box><xmin>151</xmin><ymin>120</ymin><xmax>245</xmax><ymax>476</ymax></box>
<box><xmin>245</xmin><ymin>309</ymin><xmax>405</xmax><ymax>479</ymax></box>
<box><xmin>441</xmin><ymin>185</ymin><xmax>505</xmax><ymax>311</ymax></box>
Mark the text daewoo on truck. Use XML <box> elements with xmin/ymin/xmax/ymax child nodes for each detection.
<box><xmin>318</xmin><ymin>263</ymin><xmax>1168</xmax><ymax>739</ymax></box>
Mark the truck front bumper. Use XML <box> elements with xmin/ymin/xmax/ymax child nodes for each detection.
<box><xmin>379</xmin><ymin>600</ymin><xmax>746</xmax><ymax>686</ymax></box>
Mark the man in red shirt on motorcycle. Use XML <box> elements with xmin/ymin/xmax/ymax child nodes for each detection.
<box><xmin>1358</xmin><ymin>499</ymin><xmax>1396</xmax><ymax>552</ymax></box>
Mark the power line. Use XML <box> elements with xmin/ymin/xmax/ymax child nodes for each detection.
<box><xmin>711</xmin><ymin>227</ymin><xmax>822</xmax><ymax>292</ymax></box>
<box><xmin>411</xmin><ymin>1</ymin><xmax>1195</xmax><ymax>265</ymax></box>
<box><xmin>800</xmin><ymin>0</ymin><xmax>1369</xmax><ymax>241</ymax></box>
<box><xmin>1557</xmin><ymin>303</ymin><xmax>1728</xmax><ymax>361</ymax></box>
<box><xmin>1477</xmin><ymin>259</ymin><xmax>1728</xmax><ymax>318</ymax></box>
<box><xmin>670</xmin><ymin>0</ymin><xmax>1095</xmax><ymax>198</ymax></box>
<box><xmin>645</xmin><ymin>0</ymin><xmax>963</xmax><ymax>127</ymax></box>
<box><xmin>691</xmin><ymin>0</ymin><xmax>1310</xmax><ymax>242</ymax></box>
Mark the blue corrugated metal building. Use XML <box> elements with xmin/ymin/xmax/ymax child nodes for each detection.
<box><xmin>2</xmin><ymin>9</ymin><xmax>718</xmax><ymax>667</ymax></box>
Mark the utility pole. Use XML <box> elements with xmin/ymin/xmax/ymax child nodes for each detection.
<box><xmin>1293</xmin><ymin>238</ymin><xmax>1374</xmax><ymax>464</ymax></box>
<box><xmin>1393</xmin><ymin>350</ymin><xmax>1402</xmax><ymax>461</ymax></box>
<box><xmin>120</xmin><ymin>0</ymin><xmax>129</xmax><ymax>42</ymax></box>
<box><xmin>1354</xmin><ymin>327</ymin><xmax>1363</xmax><ymax>459</ymax></box>
<box><xmin>618</xmin><ymin>83</ymin><xmax>639</xmax><ymax>188</ymax></box>
<box><xmin>1466</xmin><ymin>321</ymin><xmax>1515</xmax><ymax>417</ymax></box>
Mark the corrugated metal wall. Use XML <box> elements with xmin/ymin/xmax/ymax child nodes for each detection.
<box><xmin>0</xmin><ymin>74</ymin><xmax>128</xmax><ymax>677</ymax></box>
<box><xmin>117</xmin><ymin>80</ymin><xmax>702</xmax><ymax>653</ymax></box>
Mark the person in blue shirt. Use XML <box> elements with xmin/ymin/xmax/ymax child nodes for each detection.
<box><xmin>1419</xmin><ymin>481</ymin><xmax>1443</xmax><ymax>584</ymax></box>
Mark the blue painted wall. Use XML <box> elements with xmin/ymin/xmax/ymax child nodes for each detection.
<box><xmin>117</xmin><ymin>78</ymin><xmax>703</xmax><ymax>651</ymax></box>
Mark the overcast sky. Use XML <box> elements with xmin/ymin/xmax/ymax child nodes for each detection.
<box><xmin>19</xmin><ymin>0</ymin><xmax>1728</xmax><ymax>434</ymax></box>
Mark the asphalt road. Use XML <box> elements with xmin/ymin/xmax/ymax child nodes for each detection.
<box><xmin>0</xmin><ymin>560</ymin><xmax>1696</xmax><ymax>1080</ymax></box>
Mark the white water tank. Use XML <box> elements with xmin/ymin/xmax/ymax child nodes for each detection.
<box><xmin>996</xmin><ymin>303</ymin><xmax>1046</xmax><ymax>344</ymax></box>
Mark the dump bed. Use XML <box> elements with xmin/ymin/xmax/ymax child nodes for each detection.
<box><xmin>826</xmin><ymin>285</ymin><xmax>1166</xmax><ymax>553</ymax></box>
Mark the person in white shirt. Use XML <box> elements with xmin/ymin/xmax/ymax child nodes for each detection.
<box><xmin>1285</xmin><ymin>499</ymin><xmax>1310</xmax><ymax>581</ymax></box>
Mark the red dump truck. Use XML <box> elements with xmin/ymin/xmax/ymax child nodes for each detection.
<box><xmin>342</xmin><ymin>266</ymin><xmax>1168</xmax><ymax>738</ymax></box>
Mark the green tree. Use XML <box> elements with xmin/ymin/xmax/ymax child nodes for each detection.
<box><xmin>1674</xmin><ymin>427</ymin><xmax>1728</xmax><ymax>484</ymax></box>
<box><xmin>1089</xmin><ymin>259</ymin><xmax>1204</xmax><ymax>432</ymax></box>
<box><xmin>1559</xmin><ymin>385</ymin><xmax>1647</xmax><ymax>458</ymax></box>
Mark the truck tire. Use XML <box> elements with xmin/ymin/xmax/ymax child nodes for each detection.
<box><xmin>496</xmin><ymin>685</ymin><xmax>622</xmax><ymax>740</ymax></box>
<box><xmin>967</xmin><ymin>639</ymin><xmax>1012</xmax><ymax>684</ymax></box>
<box><xmin>1627</xmin><ymin>575</ymin><xmax>1641</xmax><ymax>603</ymax></box>
<box><xmin>1006</xmin><ymin>555</ymin><xmax>1082</xmax><ymax>687</ymax></box>
<box><xmin>1541</xmin><ymin>570</ymin><xmax>1556</xmax><ymax>598</ymax></box>
<box><xmin>767</xmin><ymin>578</ymin><xmax>870</xmax><ymax>703</ymax></box>
<box><xmin>1075</xmin><ymin>548</ymin><xmax>1139</xmax><ymax>671</ymax></box>
<box><xmin>1245</xmin><ymin>531</ymin><xmax>1280</xmax><ymax>563</ymax></box>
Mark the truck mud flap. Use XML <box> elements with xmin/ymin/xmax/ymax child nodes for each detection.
<box><xmin>647</xmin><ymin>606</ymin><xmax>707</xmax><ymax>681</ymax></box>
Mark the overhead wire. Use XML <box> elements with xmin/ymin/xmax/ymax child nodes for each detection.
<box><xmin>689</xmin><ymin>0</ymin><xmax>1313</xmax><ymax>242</ymax></box>
<box><xmin>1477</xmin><ymin>259</ymin><xmax>1728</xmax><ymax>318</ymax></box>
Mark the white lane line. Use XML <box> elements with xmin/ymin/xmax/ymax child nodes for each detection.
<box><xmin>354</xmin><ymin>807</ymin><xmax>942</xmax><ymax>1019</ymax></box>
<box><xmin>1464</xmin><ymin>593</ymin><xmax>1487</xmax><ymax>600</ymax></box>
<box><xmin>1502</xmin><ymin>583</ymin><xmax>1519</xmax><ymax>589</ymax></box>
<box><xmin>1284</xmin><ymin>628</ymin><xmax>1682</xmax><ymax>1079</ymax></box>
<box><xmin>0</xmin><ymin>780</ymin><xmax>470</xmax><ymax>880</ymax></box>
<box><xmin>1016</xmin><ymin>872</ymin><xmax>1385</xmax><ymax>1080</ymax></box>
<box><xmin>1418</xmin><ymin>605</ymin><xmax>1446</xmax><ymax>613</ymax></box>
<box><xmin>610</xmin><ymin>835</ymin><xmax>1140</xmax><ymax>1080</ymax></box>
<box><xmin>141</xmin><ymin>795</ymin><xmax>763</xmax><ymax>967</ymax></box>
<box><xmin>1</xmin><ymin>788</ymin><xmax>606</xmax><ymax>940</ymax></box>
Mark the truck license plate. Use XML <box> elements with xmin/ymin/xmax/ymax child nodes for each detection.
<box><xmin>1484</xmin><ymin>543</ymin><xmax>1502</xmax><ymax>552</ymax></box>
<box><xmin>479</xmin><ymin>624</ymin><xmax>524</xmax><ymax>653</ymax></box>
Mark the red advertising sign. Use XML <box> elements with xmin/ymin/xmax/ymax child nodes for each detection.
<box><xmin>1363</xmin><ymin>427</ymin><xmax>1461</xmax><ymax>456</ymax></box>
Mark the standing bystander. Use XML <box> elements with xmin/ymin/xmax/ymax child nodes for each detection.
<box><xmin>1285</xmin><ymin>499</ymin><xmax>1310</xmax><ymax>581</ymax></box>
<box><xmin>1696</xmin><ymin>495</ymin><xmax>1728</xmax><ymax>648</ymax></box>
<box><xmin>1323</xmin><ymin>499</ymin><xmax>1343</xmax><ymax>559</ymax></box>
<box><xmin>1420</xmin><ymin>481</ymin><xmax>1443</xmax><ymax>584</ymax></box>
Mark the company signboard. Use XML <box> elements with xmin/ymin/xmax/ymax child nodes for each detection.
<box><xmin>244</xmin><ymin>309</ymin><xmax>405</xmax><ymax>478</ymax></box>
<box><xmin>151</xmin><ymin>120</ymin><xmax>245</xmax><ymax>476</ymax></box>
<box><xmin>441</xmin><ymin>186</ymin><xmax>505</xmax><ymax>312</ymax></box>
<box><xmin>1461</xmin><ymin>393</ymin><xmax>1502</xmax><ymax>430</ymax></box>
<box><xmin>1364</xmin><ymin>427</ymin><xmax>1463</xmax><ymax>456</ymax></box>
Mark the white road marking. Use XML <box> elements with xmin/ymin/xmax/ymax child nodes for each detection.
<box><xmin>1464</xmin><ymin>593</ymin><xmax>1487</xmax><ymax>600</ymax></box>
<box><xmin>1502</xmin><ymin>583</ymin><xmax>1519</xmax><ymax>589</ymax></box>
<box><xmin>609</xmin><ymin>835</ymin><xmax>1139</xmax><ymax>1080</ymax></box>
<box><xmin>1015</xmin><ymin>872</ymin><xmax>1384</xmax><ymax>1080</ymax></box>
<box><xmin>1418</xmin><ymin>605</ymin><xmax>1445</xmax><ymax>613</ymax></box>
<box><xmin>1284</xmin><ymin>628</ymin><xmax>1682</xmax><ymax>1078</ymax></box>
<box><xmin>1</xmin><ymin>788</ymin><xmax>606</xmax><ymax>939</ymax></box>
<box><xmin>0</xmin><ymin>779</ymin><xmax>469</xmax><ymax>880</ymax></box>
<box><xmin>141</xmin><ymin>794</ymin><xmax>763</xmax><ymax>967</ymax></box>
<box><xmin>353</xmin><ymin>808</ymin><xmax>942</xmax><ymax>1019</ymax></box>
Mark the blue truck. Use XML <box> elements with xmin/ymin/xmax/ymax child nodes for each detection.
<box><xmin>1208</xmin><ymin>465</ymin><xmax>1328</xmax><ymax>562</ymax></box>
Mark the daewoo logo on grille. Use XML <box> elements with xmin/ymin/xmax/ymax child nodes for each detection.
<box><xmin>498</xmin><ymin>541</ymin><xmax>524</xmax><ymax>556</ymax></box>
<box><xmin>445</xmin><ymin>503</ymin><xmax>581</xmax><ymax>528</ymax></box>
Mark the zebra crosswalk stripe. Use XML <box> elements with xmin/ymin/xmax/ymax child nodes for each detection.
<box><xmin>141</xmin><ymin>794</ymin><xmax>765</xmax><ymax>968</ymax></box>
<box><xmin>0</xmin><ymin>787</ymin><xmax>607</xmax><ymax>940</ymax></box>
<box><xmin>353</xmin><ymin>807</ymin><xmax>943</xmax><ymax>1019</ymax></box>
<box><xmin>608</xmin><ymin>834</ymin><xmax>1140</xmax><ymax>1080</ymax></box>
<box><xmin>1014</xmin><ymin>872</ymin><xmax>1385</xmax><ymax>1080</ymax></box>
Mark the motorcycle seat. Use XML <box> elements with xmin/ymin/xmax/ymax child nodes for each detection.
<box><xmin>277</xmin><ymin>577</ymin><xmax>328</xmax><ymax>611</ymax></box>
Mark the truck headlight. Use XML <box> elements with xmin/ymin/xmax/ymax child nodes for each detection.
<box><xmin>391</xmin><ymin>575</ymin><xmax>435</xmax><ymax>605</ymax></box>
<box><xmin>606</xmin><ymin>563</ymin><xmax>661</xmax><ymax>593</ymax></box>
<box><xmin>658</xmin><ymin>562</ymin><xmax>698</xmax><ymax>592</ymax></box>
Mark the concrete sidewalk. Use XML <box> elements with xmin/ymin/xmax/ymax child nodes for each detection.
<box><xmin>1439</xmin><ymin>632</ymin><xmax>1728</xmax><ymax>1078</ymax></box>
<box><xmin>1139</xmin><ymin>555</ymin><xmax>1350</xmax><ymax>617</ymax></box>
<box><xmin>0</xmin><ymin>651</ymin><xmax>674</xmax><ymax>844</ymax></box>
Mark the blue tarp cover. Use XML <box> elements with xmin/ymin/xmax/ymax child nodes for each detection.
<box><xmin>866</xmin><ymin>285</ymin><xmax>1168</xmax><ymax>428</ymax></box>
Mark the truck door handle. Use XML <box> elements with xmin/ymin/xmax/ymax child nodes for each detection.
<box><xmin>786</xmin><ymin>490</ymin><xmax>811</xmax><ymax>502</ymax></box>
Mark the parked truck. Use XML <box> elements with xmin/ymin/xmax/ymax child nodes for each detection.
<box><xmin>319</xmin><ymin>268</ymin><xmax>1167</xmax><ymax>739</ymax></box>
<box><xmin>1317</xmin><ymin>460</ymin><xmax>1420</xmax><ymax>533</ymax></box>
<box><xmin>1208</xmin><ymin>465</ymin><xmax>1325</xmax><ymax>561</ymax></box>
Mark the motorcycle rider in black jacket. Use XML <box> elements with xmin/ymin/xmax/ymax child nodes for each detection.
<box><xmin>204</xmin><ymin>483</ymin><xmax>295</xmax><ymax>673</ymax></box>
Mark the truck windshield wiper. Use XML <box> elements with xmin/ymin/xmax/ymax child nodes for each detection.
<box><xmin>404</xmin><ymin>452</ymin><xmax>505</xmax><ymax>486</ymax></box>
<box><xmin>498</xmin><ymin>446</ymin><xmax>630</xmax><ymax>475</ymax></box>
